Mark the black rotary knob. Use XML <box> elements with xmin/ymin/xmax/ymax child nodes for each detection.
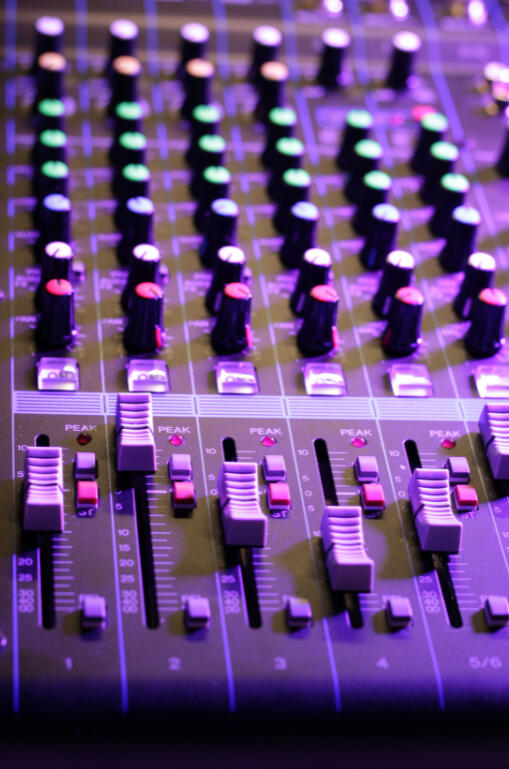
<box><xmin>262</xmin><ymin>106</ymin><xmax>297</xmax><ymax>167</ymax></box>
<box><xmin>32</xmin><ymin>128</ymin><xmax>67</xmax><ymax>167</ymax></box>
<box><xmin>386</xmin><ymin>30</ymin><xmax>421</xmax><ymax>91</ymax></box>
<box><xmin>206</xmin><ymin>246</ymin><xmax>246</xmax><ymax>316</ymax></box>
<box><xmin>35</xmin><ymin>52</ymin><xmax>66</xmax><ymax>103</ymax></box>
<box><xmin>36</xmin><ymin>278</ymin><xmax>76</xmax><ymax>350</ymax></box>
<box><xmin>255</xmin><ymin>61</ymin><xmax>289</xmax><ymax>124</ymax></box>
<box><xmin>297</xmin><ymin>284</ymin><xmax>339</xmax><ymax>357</ymax></box>
<box><xmin>113</xmin><ymin>101</ymin><xmax>144</xmax><ymax>141</ymax></box>
<box><xmin>121</xmin><ymin>244</ymin><xmax>161</xmax><ymax>312</ymax></box>
<box><xmin>411</xmin><ymin>111</ymin><xmax>448</xmax><ymax>174</ymax></box>
<box><xmin>268</xmin><ymin>137</ymin><xmax>305</xmax><ymax>200</ymax></box>
<box><xmin>438</xmin><ymin>205</ymin><xmax>481</xmax><ymax>273</ymax></box>
<box><xmin>33</xmin><ymin>161</ymin><xmax>69</xmax><ymax>212</ymax></box>
<box><xmin>35</xmin><ymin>98</ymin><xmax>66</xmax><ymax>133</ymax></box>
<box><xmin>114</xmin><ymin>164</ymin><xmax>151</xmax><ymax>228</ymax></box>
<box><xmin>372</xmin><ymin>249</ymin><xmax>415</xmax><ymax>318</ymax></box>
<box><xmin>360</xmin><ymin>203</ymin><xmax>400</xmax><ymax>271</ymax></box>
<box><xmin>108</xmin><ymin>56</ymin><xmax>141</xmax><ymax>119</ymax></box>
<box><xmin>248</xmin><ymin>25</ymin><xmax>282</xmax><ymax>85</ymax></box>
<box><xmin>273</xmin><ymin>169</ymin><xmax>311</xmax><ymax>234</ymax></box>
<box><xmin>36</xmin><ymin>193</ymin><xmax>71</xmax><ymax>260</ymax></box>
<box><xmin>117</xmin><ymin>196</ymin><xmax>155</xmax><ymax>264</ymax></box>
<box><xmin>465</xmin><ymin>287</ymin><xmax>507</xmax><ymax>357</ymax></box>
<box><xmin>317</xmin><ymin>27</ymin><xmax>351</xmax><ymax>88</ymax></box>
<box><xmin>187</xmin><ymin>103</ymin><xmax>223</xmax><ymax>165</ymax></box>
<box><xmin>105</xmin><ymin>19</ymin><xmax>138</xmax><ymax>77</ymax></box>
<box><xmin>280</xmin><ymin>201</ymin><xmax>320</xmax><ymax>268</ymax></box>
<box><xmin>124</xmin><ymin>282</ymin><xmax>165</xmax><ymax>353</ymax></box>
<box><xmin>290</xmin><ymin>248</ymin><xmax>332</xmax><ymax>316</ymax></box>
<box><xmin>181</xmin><ymin>59</ymin><xmax>215</xmax><ymax>120</ymax></box>
<box><xmin>336</xmin><ymin>109</ymin><xmax>373</xmax><ymax>171</ymax></box>
<box><xmin>381</xmin><ymin>285</ymin><xmax>424</xmax><ymax>357</ymax></box>
<box><xmin>200</xmin><ymin>198</ymin><xmax>239</xmax><ymax>268</ymax></box>
<box><xmin>419</xmin><ymin>140</ymin><xmax>459</xmax><ymax>204</ymax></box>
<box><xmin>429</xmin><ymin>173</ymin><xmax>470</xmax><ymax>237</ymax></box>
<box><xmin>352</xmin><ymin>171</ymin><xmax>392</xmax><ymax>235</ymax></box>
<box><xmin>453</xmin><ymin>251</ymin><xmax>496</xmax><ymax>320</ymax></box>
<box><xmin>190</xmin><ymin>134</ymin><xmax>226</xmax><ymax>198</ymax></box>
<box><xmin>110</xmin><ymin>131</ymin><xmax>147</xmax><ymax>178</ymax></box>
<box><xmin>177</xmin><ymin>23</ymin><xmax>210</xmax><ymax>80</ymax></box>
<box><xmin>344</xmin><ymin>139</ymin><xmax>383</xmax><ymax>202</ymax></box>
<box><xmin>32</xmin><ymin>17</ymin><xmax>64</xmax><ymax>75</ymax></box>
<box><xmin>194</xmin><ymin>166</ymin><xmax>231</xmax><ymax>232</ymax></box>
<box><xmin>36</xmin><ymin>241</ymin><xmax>73</xmax><ymax>310</ymax></box>
<box><xmin>211</xmin><ymin>282</ymin><xmax>253</xmax><ymax>355</ymax></box>
<box><xmin>496</xmin><ymin>117</ymin><xmax>509</xmax><ymax>176</ymax></box>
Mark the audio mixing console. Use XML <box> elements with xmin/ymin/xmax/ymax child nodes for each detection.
<box><xmin>5</xmin><ymin>0</ymin><xmax>509</xmax><ymax>726</ymax></box>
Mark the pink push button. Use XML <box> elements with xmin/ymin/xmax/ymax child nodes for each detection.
<box><xmin>361</xmin><ymin>482</ymin><xmax>385</xmax><ymax>512</ymax></box>
<box><xmin>76</xmin><ymin>480</ymin><xmax>99</xmax><ymax>509</ymax></box>
<box><xmin>172</xmin><ymin>480</ymin><xmax>197</xmax><ymax>510</ymax></box>
<box><xmin>453</xmin><ymin>484</ymin><xmax>478</xmax><ymax>512</ymax></box>
<box><xmin>267</xmin><ymin>482</ymin><xmax>291</xmax><ymax>511</ymax></box>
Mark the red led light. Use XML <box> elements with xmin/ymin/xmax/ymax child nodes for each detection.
<box><xmin>169</xmin><ymin>434</ymin><xmax>185</xmax><ymax>446</ymax></box>
<box><xmin>351</xmin><ymin>436</ymin><xmax>367</xmax><ymax>447</ymax></box>
<box><xmin>261</xmin><ymin>435</ymin><xmax>277</xmax><ymax>447</ymax></box>
<box><xmin>441</xmin><ymin>437</ymin><xmax>456</xmax><ymax>449</ymax></box>
<box><xmin>77</xmin><ymin>433</ymin><xmax>92</xmax><ymax>446</ymax></box>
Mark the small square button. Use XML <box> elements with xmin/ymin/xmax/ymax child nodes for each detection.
<box><xmin>445</xmin><ymin>456</ymin><xmax>470</xmax><ymax>485</ymax></box>
<box><xmin>453</xmin><ymin>484</ymin><xmax>478</xmax><ymax>512</ymax></box>
<box><xmin>361</xmin><ymin>482</ymin><xmax>385</xmax><ymax>511</ymax></box>
<box><xmin>386</xmin><ymin>596</ymin><xmax>413</xmax><ymax>629</ymax></box>
<box><xmin>80</xmin><ymin>594</ymin><xmax>107</xmax><ymax>631</ymax></box>
<box><xmin>267</xmin><ymin>482</ymin><xmax>291</xmax><ymax>510</ymax></box>
<box><xmin>285</xmin><ymin>596</ymin><xmax>313</xmax><ymax>630</ymax></box>
<box><xmin>172</xmin><ymin>480</ymin><xmax>197</xmax><ymax>510</ymax></box>
<box><xmin>354</xmin><ymin>455</ymin><xmax>379</xmax><ymax>483</ymax></box>
<box><xmin>169</xmin><ymin>454</ymin><xmax>193</xmax><ymax>481</ymax></box>
<box><xmin>484</xmin><ymin>595</ymin><xmax>509</xmax><ymax>629</ymax></box>
<box><xmin>262</xmin><ymin>455</ymin><xmax>287</xmax><ymax>482</ymax></box>
<box><xmin>75</xmin><ymin>452</ymin><xmax>97</xmax><ymax>480</ymax></box>
<box><xmin>76</xmin><ymin>480</ymin><xmax>99</xmax><ymax>509</ymax></box>
<box><xmin>185</xmin><ymin>596</ymin><xmax>211</xmax><ymax>630</ymax></box>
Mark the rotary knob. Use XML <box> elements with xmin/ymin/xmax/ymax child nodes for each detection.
<box><xmin>464</xmin><ymin>288</ymin><xmax>507</xmax><ymax>358</ymax></box>
<box><xmin>36</xmin><ymin>241</ymin><xmax>73</xmax><ymax>310</ymax></box>
<box><xmin>33</xmin><ymin>16</ymin><xmax>64</xmax><ymax>71</ymax></box>
<box><xmin>194</xmin><ymin>166</ymin><xmax>231</xmax><ymax>232</ymax></box>
<box><xmin>273</xmin><ymin>168</ymin><xmax>311</xmax><ymax>234</ymax></box>
<box><xmin>429</xmin><ymin>173</ymin><xmax>470</xmax><ymax>238</ymax></box>
<box><xmin>34</xmin><ymin>52</ymin><xmax>66</xmax><ymax>104</ymax></box>
<box><xmin>121</xmin><ymin>244</ymin><xmax>161</xmax><ymax>312</ymax></box>
<box><xmin>117</xmin><ymin>196</ymin><xmax>155</xmax><ymax>264</ymax></box>
<box><xmin>336</xmin><ymin>109</ymin><xmax>373</xmax><ymax>171</ymax></box>
<box><xmin>200</xmin><ymin>198</ymin><xmax>239</xmax><ymax>268</ymax></box>
<box><xmin>411</xmin><ymin>111</ymin><xmax>448</xmax><ymax>174</ymax></box>
<box><xmin>105</xmin><ymin>19</ymin><xmax>138</xmax><ymax>77</ymax></box>
<box><xmin>190</xmin><ymin>134</ymin><xmax>226</xmax><ymax>198</ymax></box>
<box><xmin>344</xmin><ymin>139</ymin><xmax>383</xmax><ymax>203</ymax></box>
<box><xmin>419</xmin><ymin>141</ymin><xmax>459</xmax><ymax>204</ymax></box>
<box><xmin>453</xmin><ymin>252</ymin><xmax>496</xmax><ymax>320</ymax></box>
<box><xmin>255</xmin><ymin>61</ymin><xmax>288</xmax><ymax>124</ymax></box>
<box><xmin>248</xmin><ymin>26</ymin><xmax>282</xmax><ymax>85</ymax></box>
<box><xmin>386</xmin><ymin>31</ymin><xmax>421</xmax><ymax>91</ymax></box>
<box><xmin>297</xmin><ymin>285</ymin><xmax>339</xmax><ymax>357</ymax></box>
<box><xmin>381</xmin><ymin>285</ymin><xmax>424</xmax><ymax>357</ymax></box>
<box><xmin>372</xmin><ymin>249</ymin><xmax>415</xmax><ymax>318</ymax></box>
<box><xmin>438</xmin><ymin>205</ymin><xmax>481</xmax><ymax>273</ymax></box>
<box><xmin>262</xmin><ymin>107</ymin><xmax>297</xmax><ymax>167</ymax></box>
<box><xmin>290</xmin><ymin>248</ymin><xmax>332</xmax><ymax>317</ymax></box>
<box><xmin>280</xmin><ymin>201</ymin><xmax>320</xmax><ymax>269</ymax></box>
<box><xmin>123</xmin><ymin>282</ymin><xmax>165</xmax><ymax>353</ymax></box>
<box><xmin>33</xmin><ymin>161</ymin><xmax>69</xmax><ymax>215</ymax></box>
<box><xmin>36</xmin><ymin>278</ymin><xmax>76</xmax><ymax>350</ymax></box>
<box><xmin>107</xmin><ymin>56</ymin><xmax>141</xmax><ymax>119</ymax></box>
<box><xmin>114</xmin><ymin>164</ymin><xmax>151</xmax><ymax>228</ymax></box>
<box><xmin>111</xmin><ymin>131</ymin><xmax>147</xmax><ymax>181</ymax></box>
<box><xmin>35</xmin><ymin>98</ymin><xmax>66</xmax><ymax>133</ymax></box>
<box><xmin>181</xmin><ymin>59</ymin><xmax>215</xmax><ymax>120</ymax></box>
<box><xmin>177</xmin><ymin>23</ymin><xmax>210</xmax><ymax>80</ymax></box>
<box><xmin>187</xmin><ymin>103</ymin><xmax>223</xmax><ymax>165</ymax></box>
<box><xmin>268</xmin><ymin>137</ymin><xmax>305</xmax><ymax>200</ymax></box>
<box><xmin>352</xmin><ymin>171</ymin><xmax>392</xmax><ymax>235</ymax></box>
<box><xmin>210</xmin><ymin>282</ymin><xmax>253</xmax><ymax>355</ymax></box>
<box><xmin>317</xmin><ymin>28</ymin><xmax>351</xmax><ymax>88</ymax></box>
<box><xmin>205</xmin><ymin>246</ymin><xmax>246</xmax><ymax>316</ymax></box>
<box><xmin>113</xmin><ymin>101</ymin><xmax>144</xmax><ymax>141</ymax></box>
<box><xmin>360</xmin><ymin>203</ymin><xmax>400</xmax><ymax>271</ymax></box>
<box><xmin>36</xmin><ymin>193</ymin><xmax>71</xmax><ymax>260</ymax></box>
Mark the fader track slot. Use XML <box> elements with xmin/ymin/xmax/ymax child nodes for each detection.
<box><xmin>130</xmin><ymin>473</ymin><xmax>160</xmax><ymax>629</ymax></box>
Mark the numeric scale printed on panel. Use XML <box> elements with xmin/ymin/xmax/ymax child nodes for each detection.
<box><xmin>3</xmin><ymin>0</ymin><xmax>509</xmax><ymax>719</ymax></box>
